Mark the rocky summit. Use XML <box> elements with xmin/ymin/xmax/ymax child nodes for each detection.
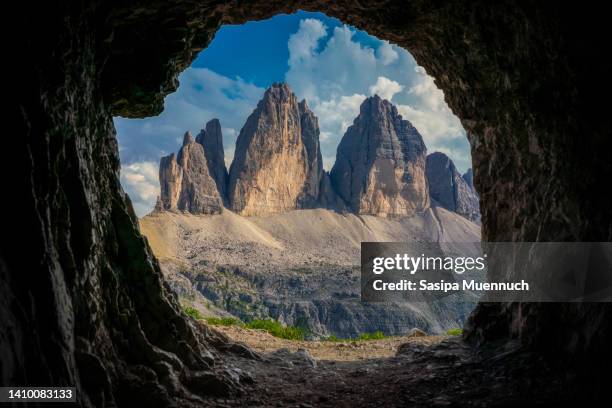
<box><xmin>156</xmin><ymin>84</ymin><xmax>478</xmax><ymax>220</ymax></box>
<box><xmin>228</xmin><ymin>83</ymin><xmax>331</xmax><ymax>215</ymax></box>
<box><xmin>196</xmin><ymin>118</ymin><xmax>228</xmax><ymax>204</ymax></box>
<box><xmin>330</xmin><ymin>95</ymin><xmax>430</xmax><ymax>217</ymax></box>
<box><xmin>159</xmin><ymin>131</ymin><xmax>224</xmax><ymax>214</ymax></box>
<box><xmin>426</xmin><ymin>152</ymin><xmax>480</xmax><ymax>222</ymax></box>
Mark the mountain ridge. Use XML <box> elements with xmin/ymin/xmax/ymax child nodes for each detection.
<box><xmin>156</xmin><ymin>82</ymin><xmax>478</xmax><ymax>222</ymax></box>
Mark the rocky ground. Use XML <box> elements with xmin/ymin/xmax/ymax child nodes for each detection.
<box><xmin>140</xmin><ymin>208</ymin><xmax>481</xmax><ymax>337</ymax></box>
<box><xmin>214</xmin><ymin>325</ymin><xmax>447</xmax><ymax>361</ymax></box>
<box><xmin>200</xmin><ymin>325</ymin><xmax>590</xmax><ymax>407</ymax></box>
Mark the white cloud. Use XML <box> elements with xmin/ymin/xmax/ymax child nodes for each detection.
<box><xmin>369</xmin><ymin>76</ymin><xmax>404</xmax><ymax>101</ymax></box>
<box><xmin>322</xmin><ymin>156</ymin><xmax>335</xmax><ymax>171</ymax></box>
<box><xmin>288</xmin><ymin>19</ymin><xmax>327</xmax><ymax>66</ymax></box>
<box><xmin>120</xmin><ymin>161</ymin><xmax>160</xmax><ymax>217</ymax></box>
<box><xmin>315</xmin><ymin>93</ymin><xmax>366</xmax><ymax>139</ymax></box>
<box><xmin>285</xmin><ymin>19</ymin><xmax>471</xmax><ymax>173</ymax></box>
<box><xmin>376</xmin><ymin>41</ymin><xmax>399</xmax><ymax>65</ymax></box>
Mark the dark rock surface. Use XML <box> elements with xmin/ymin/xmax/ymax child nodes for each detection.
<box><xmin>159</xmin><ymin>131</ymin><xmax>223</xmax><ymax>214</ymax></box>
<box><xmin>228</xmin><ymin>83</ymin><xmax>328</xmax><ymax>215</ymax></box>
<box><xmin>330</xmin><ymin>95</ymin><xmax>429</xmax><ymax>216</ymax></box>
<box><xmin>426</xmin><ymin>152</ymin><xmax>480</xmax><ymax>222</ymax></box>
<box><xmin>196</xmin><ymin>119</ymin><xmax>229</xmax><ymax>204</ymax></box>
<box><xmin>462</xmin><ymin>168</ymin><xmax>475</xmax><ymax>190</ymax></box>
<box><xmin>5</xmin><ymin>0</ymin><xmax>611</xmax><ymax>405</ymax></box>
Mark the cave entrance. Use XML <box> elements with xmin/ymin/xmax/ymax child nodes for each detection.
<box><xmin>115</xmin><ymin>10</ymin><xmax>481</xmax><ymax>360</ymax></box>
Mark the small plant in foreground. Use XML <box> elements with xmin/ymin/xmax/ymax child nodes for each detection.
<box><xmin>446</xmin><ymin>328</ymin><xmax>463</xmax><ymax>336</ymax></box>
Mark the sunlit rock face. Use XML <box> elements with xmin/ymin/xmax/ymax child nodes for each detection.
<box><xmin>159</xmin><ymin>131</ymin><xmax>223</xmax><ymax>214</ymax></box>
<box><xmin>228</xmin><ymin>83</ymin><xmax>327</xmax><ymax>215</ymax></box>
<box><xmin>330</xmin><ymin>95</ymin><xmax>429</xmax><ymax>217</ymax></box>
<box><xmin>426</xmin><ymin>152</ymin><xmax>480</xmax><ymax>222</ymax></box>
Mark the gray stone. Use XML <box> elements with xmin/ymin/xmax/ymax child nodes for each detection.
<box><xmin>330</xmin><ymin>95</ymin><xmax>429</xmax><ymax>217</ymax></box>
<box><xmin>196</xmin><ymin>118</ymin><xmax>229</xmax><ymax>204</ymax></box>
<box><xmin>159</xmin><ymin>131</ymin><xmax>223</xmax><ymax>214</ymax></box>
<box><xmin>426</xmin><ymin>152</ymin><xmax>480</xmax><ymax>222</ymax></box>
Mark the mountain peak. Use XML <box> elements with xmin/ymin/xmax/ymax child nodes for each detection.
<box><xmin>331</xmin><ymin>97</ymin><xmax>429</xmax><ymax>216</ymax></box>
<box><xmin>196</xmin><ymin>119</ymin><xmax>228</xmax><ymax>204</ymax></box>
<box><xmin>182</xmin><ymin>131</ymin><xmax>194</xmax><ymax>146</ymax></box>
<box><xmin>426</xmin><ymin>152</ymin><xmax>480</xmax><ymax>222</ymax></box>
<box><xmin>228</xmin><ymin>82</ymin><xmax>332</xmax><ymax>215</ymax></box>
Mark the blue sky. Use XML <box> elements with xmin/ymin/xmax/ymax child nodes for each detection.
<box><xmin>115</xmin><ymin>11</ymin><xmax>471</xmax><ymax>216</ymax></box>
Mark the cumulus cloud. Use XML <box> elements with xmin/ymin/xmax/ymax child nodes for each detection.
<box><xmin>285</xmin><ymin>19</ymin><xmax>470</xmax><ymax>172</ymax></box>
<box><xmin>369</xmin><ymin>76</ymin><xmax>404</xmax><ymax>101</ymax></box>
<box><xmin>120</xmin><ymin>161</ymin><xmax>160</xmax><ymax>217</ymax></box>
<box><xmin>376</xmin><ymin>41</ymin><xmax>399</xmax><ymax>65</ymax></box>
<box><xmin>287</xmin><ymin>19</ymin><xmax>327</xmax><ymax>67</ymax></box>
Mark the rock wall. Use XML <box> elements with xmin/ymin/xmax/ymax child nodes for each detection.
<box><xmin>196</xmin><ymin>119</ymin><xmax>229</xmax><ymax>203</ymax></box>
<box><xmin>4</xmin><ymin>0</ymin><xmax>612</xmax><ymax>405</ymax></box>
<box><xmin>228</xmin><ymin>83</ymin><xmax>326</xmax><ymax>215</ymax></box>
<box><xmin>159</xmin><ymin>131</ymin><xmax>223</xmax><ymax>214</ymax></box>
<box><xmin>331</xmin><ymin>95</ymin><xmax>429</xmax><ymax>216</ymax></box>
<box><xmin>426</xmin><ymin>152</ymin><xmax>480</xmax><ymax>222</ymax></box>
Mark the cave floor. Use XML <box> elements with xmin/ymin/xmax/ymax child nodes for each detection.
<box><xmin>203</xmin><ymin>336</ymin><xmax>585</xmax><ymax>407</ymax></box>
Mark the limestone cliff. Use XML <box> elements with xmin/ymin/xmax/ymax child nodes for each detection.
<box><xmin>228</xmin><ymin>83</ymin><xmax>328</xmax><ymax>215</ymax></box>
<box><xmin>196</xmin><ymin>118</ymin><xmax>228</xmax><ymax>203</ymax></box>
<box><xmin>330</xmin><ymin>95</ymin><xmax>429</xmax><ymax>216</ymax></box>
<box><xmin>426</xmin><ymin>152</ymin><xmax>480</xmax><ymax>222</ymax></box>
<box><xmin>159</xmin><ymin>131</ymin><xmax>223</xmax><ymax>214</ymax></box>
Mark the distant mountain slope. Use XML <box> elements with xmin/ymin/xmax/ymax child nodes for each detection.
<box><xmin>140</xmin><ymin>208</ymin><xmax>480</xmax><ymax>337</ymax></box>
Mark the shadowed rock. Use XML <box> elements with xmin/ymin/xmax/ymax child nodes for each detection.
<box><xmin>196</xmin><ymin>118</ymin><xmax>229</xmax><ymax>204</ymax></box>
<box><xmin>426</xmin><ymin>152</ymin><xmax>480</xmax><ymax>222</ymax></box>
<box><xmin>330</xmin><ymin>95</ymin><xmax>429</xmax><ymax>216</ymax></box>
<box><xmin>159</xmin><ymin>131</ymin><xmax>223</xmax><ymax>214</ymax></box>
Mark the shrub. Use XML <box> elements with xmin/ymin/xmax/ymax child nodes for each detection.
<box><xmin>245</xmin><ymin>319</ymin><xmax>306</xmax><ymax>340</ymax></box>
<box><xmin>204</xmin><ymin>317</ymin><xmax>242</xmax><ymax>326</ymax></box>
<box><xmin>324</xmin><ymin>331</ymin><xmax>387</xmax><ymax>342</ymax></box>
<box><xmin>357</xmin><ymin>331</ymin><xmax>386</xmax><ymax>341</ymax></box>
<box><xmin>446</xmin><ymin>328</ymin><xmax>463</xmax><ymax>336</ymax></box>
<box><xmin>183</xmin><ymin>306</ymin><xmax>203</xmax><ymax>320</ymax></box>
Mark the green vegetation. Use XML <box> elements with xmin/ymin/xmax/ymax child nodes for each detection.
<box><xmin>204</xmin><ymin>316</ymin><xmax>242</xmax><ymax>326</ymax></box>
<box><xmin>203</xmin><ymin>316</ymin><xmax>306</xmax><ymax>341</ymax></box>
<box><xmin>183</xmin><ymin>306</ymin><xmax>203</xmax><ymax>320</ymax></box>
<box><xmin>357</xmin><ymin>331</ymin><xmax>386</xmax><ymax>340</ymax></box>
<box><xmin>245</xmin><ymin>319</ymin><xmax>306</xmax><ymax>340</ymax></box>
<box><xmin>324</xmin><ymin>331</ymin><xmax>388</xmax><ymax>342</ymax></box>
<box><xmin>446</xmin><ymin>328</ymin><xmax>463</xmax><ymax>336</ymax></box>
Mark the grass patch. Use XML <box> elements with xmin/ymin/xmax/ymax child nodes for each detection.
<box><xmin>357</xmin><ymin>331</ymin><xmax>386</xmax><ymax>341</ymax></box>
<box><xmin>204</xmin><ymin>317</ymin><xmax>242</xmax><ymax>326</ymax></box>
<box><xmin>324</xmin><ymin>331</ymin><xmax>387</xmax><ymax>342</ymax></box>
<box><xmin>446</xmin><ymin>328</ymin><xmax>463</xmax><ymax>336</ymax></box>
<box><xmin>203</xmin><ymin>316</ymin><xmax>306</xmax><ymax>341</ymax></box>
<box><xmin>183</xmin><ymin>306</ymin><xmax>203</xmax><ymax>320</ymax></box>
<box><xmin>245</xmin><ymin>319</ymin><xmax>306</xmax><ymax>340</ymax></box>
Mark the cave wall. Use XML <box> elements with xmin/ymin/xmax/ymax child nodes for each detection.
<box><xmin>3</xmin><ymin>0</ymin><xmax>611</xmax><ymax>404</ymax></box>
